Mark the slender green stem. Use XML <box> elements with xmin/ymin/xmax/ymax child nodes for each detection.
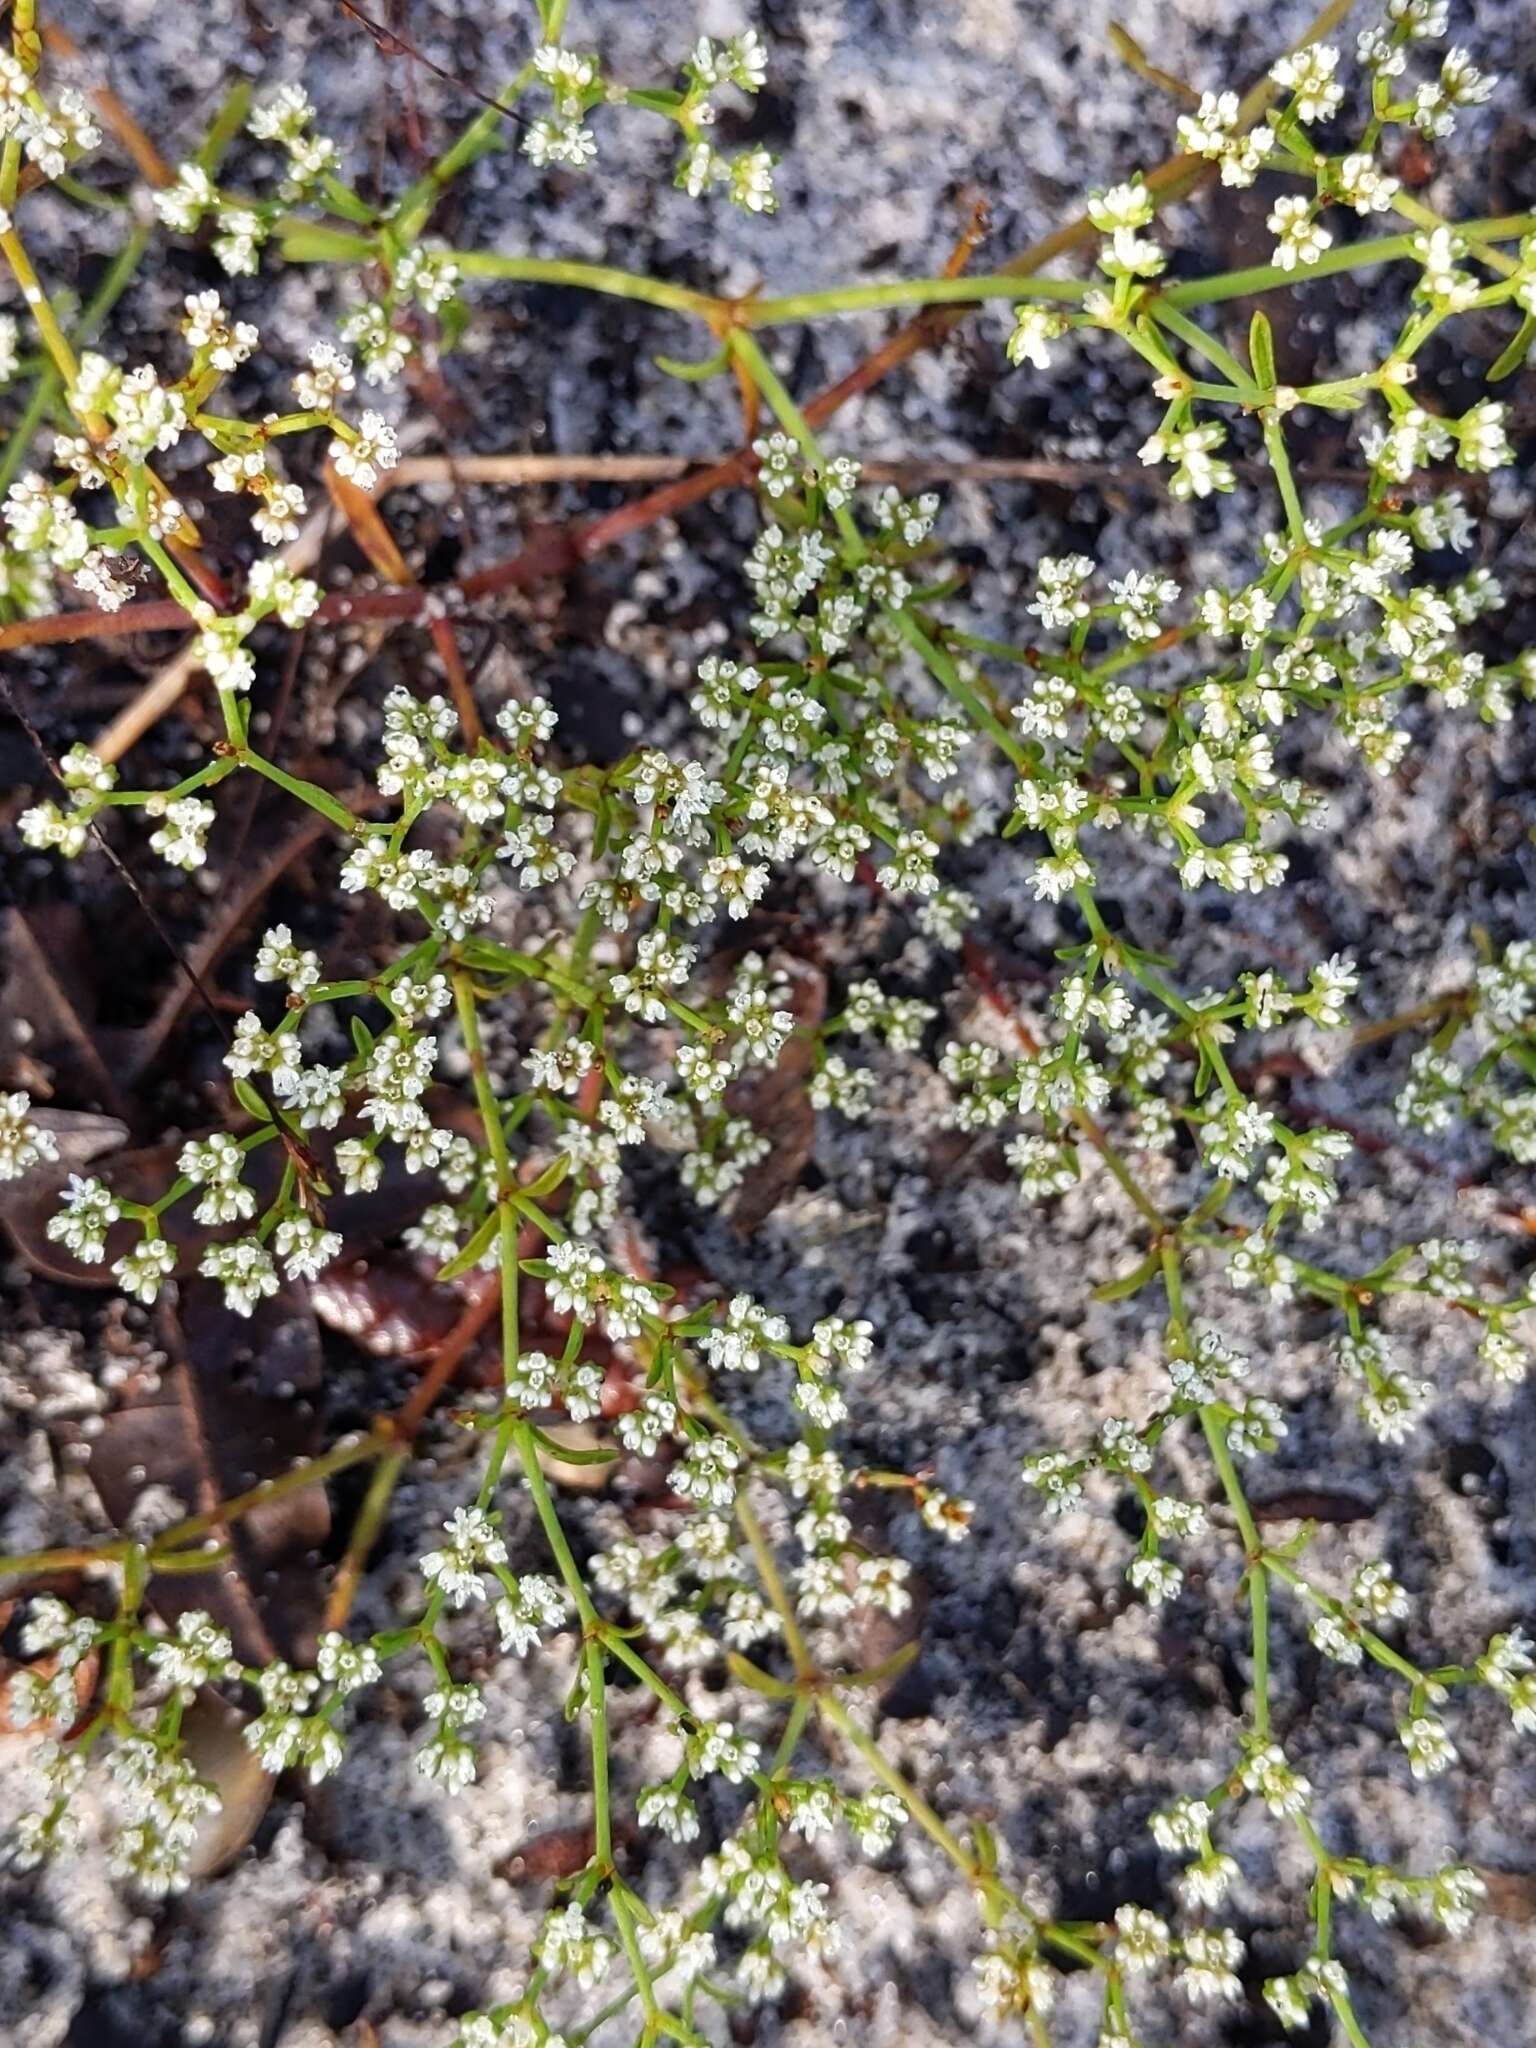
<box><xmin>1262</xmin><ymin>414</ymin><xmax>1308</xmax><ymax>542</ymax></box>
<box><xmin>452</xmin><ymin>251</ymin><xmax>719</xmax><ymax>321</ymax></box>
<box><xmin>1151</xmin><ymin>301</ymin><xmax>1260</xmax><ymax>399</ymax></box>
<box><xmin>733</xmin><ymin>1490</ymin><xmax>814</xmax><ymax>1679</ymax></box>
<box><xmin>390</xmin><ymin>0</ymin><xmax>571</xmax><ymax>244</ymax></box>
<box><xmin>1160</xmin><ymin>216</ymin><xmax>1533</xmax><ymax>307</ymax></box>
<box><xmin>239</xmin><ymin>751</ymin><xmax>361</xmax><ymax>831</ymax></box>
<box><xmin>818</xmin><ymin>1691</ymin><xmax>977</xmax><ymax>1874</ymax></box>
<box><xmin>1201</xmin><ymin>1409</ymin><xmax>1270</xmax><ymax>1739</ymax></box>
<box><xmin>514</xmin><ymin>1419</ymin><xmax>599</xmax><ymax>1626</ymax></box>
<box><xmin>152</xmin><ymin>1424</ymin><xmax>395</xmax><ymax>1557</ymax></box>
<box><xmin>742</xmin><ymin>274</ymin><xmax>1087</xmax><ymax>324</ymax></box>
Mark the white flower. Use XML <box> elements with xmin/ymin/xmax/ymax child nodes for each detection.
<box><xmin>148</xmin><ymin>1611</ymin><xmax>235</xmax><ymax>1694</ymax></box>
<box><xmin>420</xmin><ymin>1506</ymin><xmax>507</xmax><ymax>1608</ymax></box>
<box><xmin>1268</xmin><ymin>193</ymin><xmax>1332</xmax><ymax>270</ymax></box>
<box><xmin>1269</xmin><ymin>44</ymin><xmax>1344</xmax><ymax>124</ymax></box>
<box><xmin>1353</xmin><ymin>1558</ymin><xmax>1409</xmax><ymax>1622</ymax></box>
<box><xmin>1309</xmin><ymin>1613</ymin><xmax>1363</xmax><ymax>1665</ymax></box>
<box><xmin>1114</xmin><ymin>1904</ymin><xmax>1171</xmax><ymax>1972</ymax></box>
<box><xmin>45</xmin><ymin>1174</ymin><xmax>119</xmax><ymax>1262</ymax></box>
<box><xmin>149</xmin><ymin>796</ymin><xmax>217</xmax><ymax>870</ymax></box>
<box><xmin>919</xmin><ymin>1487</ymin><xmax>975</xmax><ymax>1542</ymax></box>
<box><xmin>1088</xmin><ymin>179</ymin><xmax>1155</xmax><ymax>232</ymax></box>
<box><xmin>495</xmin><ymin>1574</ymin><xmax>566</xmax><ymax>1655</ymax></box>
<box><xmin>1150</xmin><ymin>1795</ymin><xmax>1211</xmax><ymax>1853</ymax></box>
<box><xmin>1239</xmin><ymin>1741</ymin><xmax>1312</xmax><ymax>1817</ymax></box>
<box><xmin>637</xmin><ymin>1784</ymin><xmax>699</xmax><ymax>1843</ymax></box>
<box><xmin>274</xmin><ymin>1215</ymin><xmax>342</xmax><ymax>1281</ymax></box>
<box><xmin>1337</xmin><ymin>152</ymin><xmax>1400</xmax><ymax>215</ymax></box>
<box><xmin>1177</xmin><ymin>1926</ymin><xmax>1245</xmax><ymax>2004</ymax></box>
<box><xmin>316</xmin><ymin>1631</ymin><xmax>380</xmax><ymax>1694</ymax></box>
<box><xmin>1128</xmin><ymin>1554</ymin><xmax>1183</xmax><ymax>1606</ymax></box>
<box><xmin>1454</xmin><ymin>399</ymin><xmax>1512</xmax><ymax>473</ymax></box>
<box><xmin>1007</xmin><ymin>303</ymin><xmax>1068</xmax><ymax>369</ymax></box>
<box><xmin>329</xmin><ymin>410</ymin><xmax>399</xmax><ymax>490</ymax></box>
<box><xmin>200</xmin><ymin>1238</ymin><xmax>279</xmax><ymax>1317</ymax></box>
<box><xmin>1400</xmin><ymin>1712</ymin><xmax>1458</xmax><ymax>1780</ymax></box>
<box><xmin>0</xmin><ymin>1092</ymin><xmax>58</xmax><ymax>1182</ymax></box>
<box><xmin>114</xmin><ymin>1236</ymin><xmax>176</xmax><ymax>1304</ymax></box>
<box><xmin>1175</xmin><ymin>90</ymin><xmax>1275</xmax><ymax>185</ymax></box>
<box><xmin>294</xmin><ymin>343</ymin><xmax>355</xmax><ymax>411</ymax></box>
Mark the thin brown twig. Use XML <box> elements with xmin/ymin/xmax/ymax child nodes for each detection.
<box><xmin>391</xmin><ymin>1272</ymin><xmax>501</xmax><ymax>1435</ymax></box>
<box><xmin>391</xmin><ymin>451</ymin><xmax>1376</xmax><ymax>490</ymax></box>
<box><xmin>0</xmin><ymin>0</ymin><xmax>1355</xmax><ymax>744</ymax></box>
<box><xmin>323</xmin><ymin>459</ymin><xmax>483</xmax><ymax>743</ymax></box>
<box><xmin>125</xmin><ymin>809</ymin><xmax>333</xmax><ymax>1078</ymax></box>
<box><xmin>39</xmin><ymin>22</ymin><xmax>174</xmax><ymax>188</ymax></box>
<box><xmin>90</xmin><ymin>505</ymin><xmax>334</xmax><ymax>764</ymax></box>
<box><xmin>337</xmin><ymin>0</ymin><xmax>529</xmax><ymax>130</ymax></box>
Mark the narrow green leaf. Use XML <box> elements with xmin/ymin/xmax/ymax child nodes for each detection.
<box><xmin>529</xmin><ymin>1427</ymin><xmax>619</xmax><ymax>1468</ymax></box>
<box><xmin>1093</xmin><ymin>1250</ymin><xmax>1161</xmax><ymax>1302</ymax></box>
<box><xmin>654</xmin><ymin>341</ymin><xmax>731</xmax><ymax>383</ymax></box>
<box><xmin>725</xmin><ymin>1650</ymin><xmax>796</xmax><ymax>1699</ymax></box>
<box><xmin>231</xmin><ymin>1078</ymin><xmax>272</xmax><ymax>1123</ymax></box>
<box><xmin>1249</xmin><ymin>309</ymin><xmax>1276</xmax><ymax>392</ymax></box>
<box><xmin>434</xmin><ymin>1209</ymin><xmax>500</xmax><ymax>1282</ymax></box>
<box><xmin>278</xmin><ymin>224</ymin><xmax>376</xmax><ymax>265</ymax></box>
<box><xmin>1488</xmin><ymin>314</ymin><xmax>1535</xmax><ymax>382</ymax></box>
<box><xmin>839</xmin><ymin>1638</ymin><xmax>920</xmax><ymax>1689</ymax></box>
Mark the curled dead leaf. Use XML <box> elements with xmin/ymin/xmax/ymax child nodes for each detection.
<box><xmin>179</xmin><ymin>1689</ymin><xmax>274</xmax><ymax>1879</ymax></box>
<box><xmin>534</xmin><ymin>1420</ymin><xmax>620</xmax><ymax>1492</ymax></box>
<box><xmin>88</xmin><ymin>1279</ymin><xmax>329</xmax><ymax>1667</ymax></box>
<box><xmin>724</xmin><ymin>951</ymin><xmax>826</xmax><ymax>1235</ymax></box>
<box><xmin>496</xmin><ymin>1820</ymin><xmax>597</xmax><ymax>1885</ymax></box>
<box><xmin>310</xmin><ymin>1253</ymin><xmax>465</xmax><ymax>1358</ymax></box>
<box><xmin>1251</xmin><ymin>1490</ymin><xmax>1377</xmax><ymax>1525</ymax></box>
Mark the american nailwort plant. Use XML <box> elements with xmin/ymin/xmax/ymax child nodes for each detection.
<box><xmin>2</xmin><ymin>0</ymin><xmax>1535</xmax><ymax>2041</ymax></box>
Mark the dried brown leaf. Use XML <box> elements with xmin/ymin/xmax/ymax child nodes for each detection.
<box><xmin>310</xmin><ymin>1253</ymin><xmax>464</xmax><ymax>1358</ymax></box>
<box><xmin>496</xmin><ymin>1821</ymin><xmax>597</xmax><ymax>1884</ymax></box>
<box><xmin>725</xmin><ymin>953</ymin><xmax>827</xmax><ymax>1236</ymax></box>
<box><xmin>1251</xmin><ymin>1490</ymin><xmax>1378</xmax><ymax>1525</ymax></box>
<box><xmin>88</xmin><ymin>1279</ymin><xmax>329</xmax><ymax>1666</ymax></box>
<box><xmin>1477</xmin><ymin>1867</ymin><xmax>1536</xmax><ymax>1922</ymax></box>
<box><xmin>179</xmin><ymin>1690</ymin><xmax>274</xmax><ymax>1878</ymax></box>
<box><xmin>0</xmin><ymin>904</ymin><xmax>135</xmax><ymax>1117</ymax></box>
<box><xmin>0</xmin><ymin>1108</ymin><xmax>132</xmax><ymax>1282</ymax></box>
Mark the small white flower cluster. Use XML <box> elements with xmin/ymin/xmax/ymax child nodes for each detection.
<box><xmin>5</xmin><ymin>15</ymin><xmax>1536</xmax><ymax>2043</ymax></box>
<box><xmin>1397</xmin><ymin>939</ymin><xmax>1536</xmax><ymax>1165</ymax></box>
<box><xmin>0</xmin><ymin>58</ymin><xmax>101</xmax><ymax>182</ymax></box>
<box><xmin>158</xmin><ymin>85</ymin><xmax>339</xmax><ymax>273</ymax></box>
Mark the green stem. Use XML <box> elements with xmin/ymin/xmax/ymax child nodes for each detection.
<box><xmin>818</xmin><ymin>1690</ymin><xmax>977</xmax><ymax>1874</ymax></box>
<box><xmin>389</xmin><ymin>0</ymin><xmax>572</xmax><ymax>242</ymax></box>
<box><xmin>1160</xmin><ymin>216</ymin><xmax>1533</xmax><ymax>308</ymax></box>
<box><xmin>513</xmin><ymin>1419</ymin><xmax>599</xmax><ymax>1627</ymax></box>
<box><xmin>1262</xmin><ymin>413</ymin><xmax>1307</xmax><ymax>542</ymax></box>
<box><xmin>1150</xmin><ymin>301</ymin><xmax>1260</xmax><ymax>399</ymax></box>
<box><xmin>452</xmin><ymin>251</ymin><xmax>719</xmax><ymax>321</ymax></box>
<box><xmin>239</xmin><ymin>751</ymin><xmax>361</xmax><ymax>831</ymax></box>
<box><xmin>741</xmin><ymin>274</ymin><xmax>1088</xmax><ymax>324</ymax></box>
<box><xmin>733</xmin><ymin>1490</ymin><xmax>814</xmax><ymax>1679</ymax></box>
<box><xmin>151</xmin><ymin>1424</ymin><xmax>394</xmax><ymax>1557</ymax></box>
<box><xmin>1201</xmin><ymin>1408</ymin><xmax>1270</xmax><ymax>1739</ymax></box>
